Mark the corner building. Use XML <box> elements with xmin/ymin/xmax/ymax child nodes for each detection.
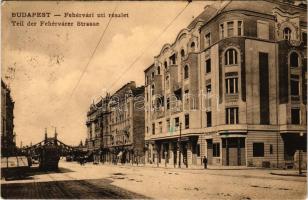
<box><xmin>144</xmin><ymin>1</ymin><xmax>307</xmax><ymax>168</ymax></box>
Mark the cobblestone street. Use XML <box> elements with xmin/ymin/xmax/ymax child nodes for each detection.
<box><xmin>1</xmin><ymin>160</ymin><xmax>306</xmax><ymax>199</ymax></box>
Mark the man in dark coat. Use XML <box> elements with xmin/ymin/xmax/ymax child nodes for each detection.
<box><xmin>203</xmin><ymin>156</ymin><xmax>208</xmax><ymax>169</ymax></box>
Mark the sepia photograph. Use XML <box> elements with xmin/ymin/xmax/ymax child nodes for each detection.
<box><xmin>1</xmin><ymin>0</ymin><xmax>307</xmax><ymax>199</ymax></box>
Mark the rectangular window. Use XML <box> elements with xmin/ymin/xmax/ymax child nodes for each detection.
<box><xmin>220</xmin><ymin>24</ymin><xmax>224</xmax><ymax>39</ymax></box>
<box><xmin>270</xmin><ymin>144</ymin><xmax>273</xmax><ymax>154</ymax></box>
<box><xmin>205</xmin><ymin>59</ymin><xmax>211</xmax><ymax>73</ymax></box>
<box><xmin>175</xmin><ymin>117</ymin><xmax>180</xmax><ymax>128</ymax></box>
<box><xmin>185</xmin><ymin>114</ymin><xmax>189</xmax><ymax>129</ymax></box>
<box><xmin>169</xmin><ymin>54</ymin><xmax>176</xmax><ymax>65</ymax></box>
<box><xmin>259</xmin><ymin>52</ymin><xmax>270</xmax><ymax>125</ymax></box>
<box><xmin>206</xmin><ymin>111</ymin><xmax>212</xmax><ymax>127</ymax></box>
<box><xmin>166</xmin><ymin>118</ymin><xmax>170</xmax><ymax>132</ymax></box>
<box><xmin>205</xmin><ymin>33</ymin><xmax>211</xmax><ymax>47</ymax></box>
<box><xmin>227</xmin><ymin>21</ymin><xmax>234</xmax><ymax>37</ymax></box>
<box><xmin>291</xmin><ymin>108</ymin><xmax>300</xmax><ymax>124</ymax></box>
<box><xmin>226</xmin><ymin>107</ymin><xmax>239</xmax><ymax>124</ymax></box>
<box><xmin>152</xmin><ymin>123</ymin><xmax>155</xmax><ymax>135</ymax></box>
<box><xmin>238</xmin><ymin>21</ymin><xmax>243</xmax><ymax>36</ymax></box>
<box><xmin>225</xmin><ymin>77</ymin><xmax>239</xmax><ymax>94</ymax></box>
<box><xmin>291</xmin><ymin>78</ymin><xmax>300</xmax><ymax>96</ymax></box>
<box><xmin>159</xmin><ymin>121</ymin><xmax>162</xmax><ymax>133</ymax></box>
<box><xmin>167</xmin><ymin>97</ymin><xmax>170</xmax><ymax>110</ymax></box>
<box><xmin>213</xmin><ymin>143</ymin><xmax>220</xmax><ymax>157</ymax></box>
<box><xmin>257</xmin><ymin>20</ymin><xmax>269</xmax><ymax>40</ymax></box>
<box><xmin>253</xmin><ymin>143</ymin><xmax>264</xmax><ymax>157</ymax></box>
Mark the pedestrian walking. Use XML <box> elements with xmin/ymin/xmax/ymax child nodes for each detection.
<box><xmin>203</xmin><ymin>156</ymin><xmax>208</xmax><ymax>169</ymax></box>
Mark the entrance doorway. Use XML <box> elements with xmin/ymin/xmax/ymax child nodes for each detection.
<box><xmin>222</xmin><ymin>137</ymin><xmax>245</xmax><ymax>166</ymax></box>
<box><xmin>282</xmin><ymin>133</ymin><xmax>307</xmax><ymax>161</ymax></box>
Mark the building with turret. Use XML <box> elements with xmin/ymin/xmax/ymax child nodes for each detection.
<box><xmin>144</xmin><ymin>0</ymin><xmax>307</xmax><ymax>168</ymax></box>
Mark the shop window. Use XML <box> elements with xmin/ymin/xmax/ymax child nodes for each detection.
<box><xmin>290</xmin><ymin>52</ymin><xmax>299</xmax><ymax>68</ymax></box>
<box><xmin>226</xmin><ymin>107</ymin><xmax>239</xmax><ymax>124</ymax></box>
<box><xmin>225</xmin><ymin>48</ymin><xmax>238</xmax><ymax>65</ymax></box>
<box><xmin>205</xmin><ymin>59</ymin><xmax>211</xmax><ymax>73</ymax></box>
<box><xmin>184</xmin><ymin>65</ymin><xmax>189</xmax><ymax>79</ymax></box>
<box><xmin>283</xmin><ymin>27</ymin><xmax>292</xmax><ymax>40</ymax></box>
<box><xmin>206</xmin><ymin>111</ymin><xmax>212</xmax><ymax>127</ymax></box>
<box><xmin>253</xmin><ymin>143</ymin><xmax>264</xmax><ymax>157</ymax></box>
<box><xmin>185</xmin><ymin>114</ymin><xmax>189</xmax><ymax>129</ymax></box>
<box><xmin>213</xmin><ymin>143</ymin><xmax>220</xmax><ymax>157</ymax></box>
<box><xmin>291</xmin><ymin>108</ymin><xmax>300</xmax><ymax>124</ymax></box>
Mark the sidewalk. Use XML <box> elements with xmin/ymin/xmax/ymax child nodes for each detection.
<box><xmin>270</xmin><ymin>170</ymin><xmax>307</xmax><ymax>177</ymax></box>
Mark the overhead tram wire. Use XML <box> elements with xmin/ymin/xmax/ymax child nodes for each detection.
<box><xmin>64</xmin><ymin>4</ymin><xmax>118</xmax><ymax>107</ymax></box>
<box><xmin>106</xmin><ymin>1</ymin><xmax>191</xmax><ymax>92</ymax></box>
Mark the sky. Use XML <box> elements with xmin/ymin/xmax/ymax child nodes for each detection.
<box><xmin>2</xmin><ymin>1</ymin><xmax>213</xmax><ymax>146</ymax></box>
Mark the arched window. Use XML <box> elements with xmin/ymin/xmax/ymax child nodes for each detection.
<box><xmin>151</xmin><ymin>71</ymin><xmax>155</xmax><ymax>79</ymax></box>
<box><xmin>164</xmin><ymin>61</ymin><xmax>168</xmax><ymax>69</ymax></box>
<box><xmin>225</xmin><ymin>48</ymin><xmax>238</xmax><ymax>65</ymax></box>
<box><xmin>157</xmin><ymin>66</ymin><xmax>161</xmax><ymax>75</ymax></box>
<box><xmin>181</xmin><ymin>49</ymin><xmax>185</xmax><ymax>58</ymax></box>
<box><xmin>184</xmin><ymin>65</ymin><xmax>189</xmax><ymax>79</ymax></box>
<box><xmin>191</xmin><ymin>42</ymin><xmax>196</xmax><ymax>51</ymax></box>
<box><xmin>151</xmin><ymin>84</ymin><xmax>155</xmax><ymax>96</ymax></box>
<box><xmin>290</xmin><ymin>52</ymin><xmax>299</xmax><ymax>68</ymax></box>
<box><xmin>283</xmin><ymin>27</ymin><xmax>292</xmax><ymax>40</ymax></box>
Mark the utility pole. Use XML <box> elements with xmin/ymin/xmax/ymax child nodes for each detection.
<box><xmin>178</xmin><ymin>122</ymin><xmax>182</xmax><ymax>168</ymax></box>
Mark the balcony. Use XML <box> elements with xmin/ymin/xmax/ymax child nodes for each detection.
<box><xmin>171</xmin><ymin>100</ymin><xmax>182</xmax><ymax>114</ymax></box>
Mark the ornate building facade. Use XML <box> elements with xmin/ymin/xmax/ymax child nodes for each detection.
<box><xmin>86</xmin><ymin>81</ymin><xmax>145</xmax><ymax>164</ymax></box>
<box><xmin>1</xmin><ymin>80</ymin><xmax>16</xmax><ymax>156</ymax></box>
<box><xmin>144</xmin><ymin>1</ymin><xmax>307</xmax><ymax>168</ymax></box>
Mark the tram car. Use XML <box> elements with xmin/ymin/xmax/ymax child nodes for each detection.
<box><xmin>39</xmin><ymin>145</ymin><xmax>60</xmax><ymax>170</ymax></box>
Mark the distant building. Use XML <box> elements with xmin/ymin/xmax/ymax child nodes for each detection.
<box><xmin>86</xmin><ymin>81</ymin><xmax>145</xmax><ymax>164</ymax></box>
<box><xmin>144</xmin><ymin>1</ymin><xmax>307</xmax><ymax>168</ymax></box>
<box><xmin>1</xmin><ymin>80</ymin><xmax>16</xmax><ymax>156</ymax></box>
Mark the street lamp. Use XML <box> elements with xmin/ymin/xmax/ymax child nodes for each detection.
<box><xmin>299</xmin><ymin>132</ymin><xmax>304</xmax><ymax>175</ymax></box>
<box><xmin>178</xmin><ymin>122</ymin><xmax>182</xmax><ymax>168</ymax></box>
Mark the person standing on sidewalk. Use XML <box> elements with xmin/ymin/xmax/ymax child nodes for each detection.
<box><xmin>203</xmin><ymin>156</ymin><xmax>208</xmax><ymax>169</ymax></box>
